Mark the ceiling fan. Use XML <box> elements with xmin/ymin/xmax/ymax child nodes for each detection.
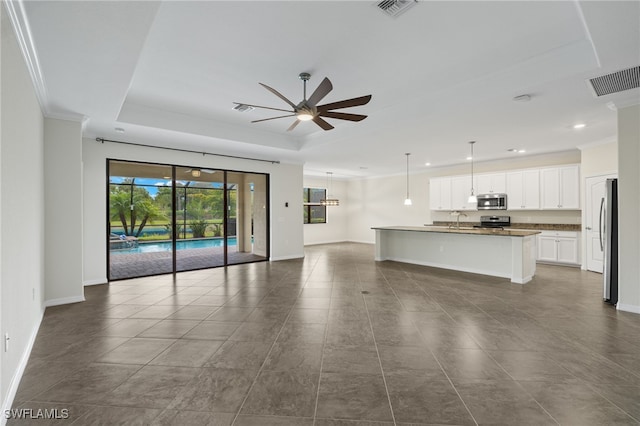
<box><xmin>234</xmin><ymin>73</ymin><xmax>372</xmax><ymax>131</ymax></box>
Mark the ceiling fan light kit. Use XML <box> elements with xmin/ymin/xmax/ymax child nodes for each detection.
<box><xmin>235</xmin><ymin>73</ymin><xmax>372</xmax><ymax>131</ymax></box>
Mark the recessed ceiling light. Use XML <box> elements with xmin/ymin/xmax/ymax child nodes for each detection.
<box><xmin>115</xmin><ymin>127</ymin><xmax>125</xmax><ymax>133</ymax></box>
<box><xmin>573</xmin><ymin>123</ymin><xmax>586</xmax><ymax>129</ymax></box>
<box><xmin>425</xmin><ymin>162</ymin><xmax>431</xmax><ymax>166</ymax></box>
<box><xmin>518</xmin><ymin>149</ymin><xmax>526</xmax><ymax>153</ymax></box>
<box><xmin>466</xmin><ymin>156</ymin><xmax>472</xmax><ymax>160</ymax></box>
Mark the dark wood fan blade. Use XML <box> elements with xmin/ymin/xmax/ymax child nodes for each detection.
<box><xmin>318</xmin><ymin>111</ymin><xmax>367</xmax><ymax>122</ymax></box>
<box><xmin>287</xmin><ymin>120</ymin><xmax>300</xmax><ymax>131</ymax></box>
<box><xmin>251</xmin><ymin>114</ymin><xmax>296</xmax><ymax>123</ymax></box>
<box><xmin>317</xmin><ymin>95</ymin><xmax>372</xmax><ymax>111</ymax></box>
<box><xmin>307</xmin><ymin>77</ymin><xmax>333</xmax><ymax>107</ymax></box>
<box><xmin>233</xmin><ymin>102</ymin><xmax>293</xmax><ymax>113</ymax></box>
<box><xmin>313</xmin><ymin>116</ymin><xmax>335</xmax><ymax>131</ymax></box>
<box><xmin>259</xmin><ymin>83</ymin><xmax>297</xmax><ymax>109</ymax></box>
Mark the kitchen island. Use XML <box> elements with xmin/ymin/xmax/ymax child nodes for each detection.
<box><xmin>372</xmin><ymin>226</ymin><xmax>540</xmax><ymax>284</ymax></box>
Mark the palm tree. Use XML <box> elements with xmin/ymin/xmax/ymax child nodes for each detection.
<box><xmin>109</xmin><ymin>186</ymin><xmax>165</xmax><ymax>237</ymax></box>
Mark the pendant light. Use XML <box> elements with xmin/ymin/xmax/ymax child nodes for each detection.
<box><xmin>467</xmin><ymin>141</ymin><xmax>477</xmax><ymax>204</ymax></box>
<box><xmin>404</xmin><ymin>153</ymin><xmax>412</xmax><ymax>205</ymax></box>
<box><xmin>320</xmin><ymin>172</ymin><xmax>339</xmax><ymax>206</ymax></box>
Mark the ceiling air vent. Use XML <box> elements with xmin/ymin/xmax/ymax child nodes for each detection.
<box><xmin>588</xmin><ymin>65</ymin><xmax>640</xmax><ymax>97</ymax></box>
<box><xmin>377</xmin><ymin>0</ymin><xmax>417</xmax><ymax>18</ymax></box>
<box><xmin>232</xmin><ymin>103</ymin><xmax>254</xmax><ymax>113</ymax></box>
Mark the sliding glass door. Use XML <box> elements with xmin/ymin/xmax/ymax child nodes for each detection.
<box><xmin>174</xmin><ymin>166</ymin><xmax>226</xmax><ymax>271</ymax></box>
<box><xmin>108</xmin><ymin>161</ymin><xmax>174</xmax><ymax>280</ymax></box>
<box><xmin>108</xmin><ymin>160</ymin><xmax>269</xmax><ymax>280</ymax></box>
<box><xmin>226</xmin><ymin>172</ymin><xmax>269</xmax><ymax>266</ymax></box>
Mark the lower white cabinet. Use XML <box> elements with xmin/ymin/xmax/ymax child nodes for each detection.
<box><xmin>537</xmin><ymin>231</ymin><xmax>580</xmax><ymax>265</ymax></box>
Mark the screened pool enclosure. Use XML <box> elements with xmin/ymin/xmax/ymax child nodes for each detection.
<box><xmin>108</xmin><ymin>160</ymin><xmax>269</xmax><ymax>280</ymax></box>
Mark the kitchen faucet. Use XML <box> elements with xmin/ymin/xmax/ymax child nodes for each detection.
<box><xmin>448</xmin><ymin>211</ymin><xmax>468</xmax><ymax>229</ymax></box>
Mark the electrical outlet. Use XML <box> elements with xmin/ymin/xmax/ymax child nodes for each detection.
<box><xmin>4</xmin><ymin>333</ymin><xmax>9</xmax><ymax>352</ymax></box>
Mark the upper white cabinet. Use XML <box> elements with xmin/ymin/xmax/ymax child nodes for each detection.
<box><xmin>429</xmin><ymin>177</ymin><xmax>452</xmax><ymax>211</ymax></box>
<box><xmin>506</xmin><ymin>170</ymin><xmax>540</xmax><ymax>210</ymax></box>
<box><xmin>540</xmin><ymin>165</ymin><xmax>580</xmax><ymax>209</ymax></box>
<box><xmin>476</xmin><ymin>173</ymin><xmax>506</xmax><ymax>194</ymax></box>
<box><xmin>450</xmin><ymin>176</ymin><xmax>477</xmax><ymax>211</ymax></box>
<box><xmin>429</xmin><ymin>164</ymin><xmax>579</xmax><ymax>212</ymax></box>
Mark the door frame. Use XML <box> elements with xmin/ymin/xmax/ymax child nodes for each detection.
<box><xmin>582</xmin><ymin>171</ymin><xmax>617</xmax><ymax>271</ymax></box>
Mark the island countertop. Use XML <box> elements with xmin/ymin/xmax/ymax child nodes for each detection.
<box><xmin>372</xmin><ymin>226</ymin><xmax>539</xmax><ymax>284</ymax></box>
<box><xmin>372</xmin><ymin>225</ymin><xmax>540</xmax><ymax>237</ymax></box>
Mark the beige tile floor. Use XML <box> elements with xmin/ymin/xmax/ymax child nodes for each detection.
<box><xmin>10</xmin><ymin>243</ymin><xmax>640</xmax><ymax>425</ymax></box>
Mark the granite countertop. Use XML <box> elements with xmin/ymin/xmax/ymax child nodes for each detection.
<box><xmin>432</xmin><ymin>221</ymin><xmax>581</xmax><ymax>231</ymax></box>
<box><xmin>372</xmin><ymin>225</ymin><xmax>540</xmax><ymax>237</ymax></box>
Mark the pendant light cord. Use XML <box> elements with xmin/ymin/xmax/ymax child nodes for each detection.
<box><xmin>406</xmin><ymin>153</ymin><xmax>410</xmax><ymax>198</ymax></box>
<box><xmin>470</xmin><ymin>141</ymin><xmax>475</xmax><ymax>195</ymax></box>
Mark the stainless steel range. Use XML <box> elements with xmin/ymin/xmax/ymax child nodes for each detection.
<box><xmin>474</xmin><ymin>215</ymin><xmax>511</xmax><ymax>230</ymax></box>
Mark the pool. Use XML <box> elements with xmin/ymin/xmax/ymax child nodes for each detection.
<box><xmin>111</xmin><ymin>237</ymin><xmax>237</xmax><ymax>254</ymax></box>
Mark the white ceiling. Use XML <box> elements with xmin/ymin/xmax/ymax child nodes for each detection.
<box><xmin>18</xmin><ymin>0</ymin><xmax>640</xmax><ymax>178</ymax></box>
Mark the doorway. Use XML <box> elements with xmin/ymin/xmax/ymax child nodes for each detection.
<box><xmin>584</xmin><ymin>173</ymin><xmax>616</xmax><ymax>273</ymax></box>
<box><xmin>107</xmin><ymin>160</ymin><xmax>269</xmax><ymax>280</ymax></box>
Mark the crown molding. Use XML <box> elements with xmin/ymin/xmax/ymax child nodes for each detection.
<box><xmin>3</xmin><ymin>0</ymin><xmax>50</xmax><ymax>114</ymax></box>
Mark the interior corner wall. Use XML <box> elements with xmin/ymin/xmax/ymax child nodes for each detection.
<box><xmin>346</xmin><ymin>173</ymin><xmax>430</xmax><ymax>244</ymax></box>
<box><xmin>44</xmin><ymin>118</ymin><xmax>84</xmax><ymax>305</ymax></box>
<box><xmin>1</xmin><ymin>6</ymin><xmax>46</xmax><ymax>416</ymax></box>
<box><xmin>580</xmin><ymin>141</ymin><xmax>618</xmax><ymax>178</ymax></box>
<box><xmin>303</xmin><ymin>176</ymin><xmax>349</xmax><ymax>245</ymax></box>
<box><xmin>81</xmin><ymin>139</ymin><xmax>304</xmax><ymax>284</ymax></box>
<box><xmin>617</xmin><ymin>104</ymin><xmax>640</xmax><ymax>314</ymax></box>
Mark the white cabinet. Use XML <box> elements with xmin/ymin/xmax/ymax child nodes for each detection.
<box><xmin>476</xmin><ymin>172</ymin><xmax>506</xmax><ymax>194</ymax></box>
<box><xmin>540</xmin><ymin>165</ymin><xmax>580</xmax><ymax>209</ymax></box>
<box><xmin>506</xmin><ymin>170</ymin><xmax>540</xmax><ymax>210</ymax></box>
<box><xmin>537</xmin><ymin>231</ymin><xmax>580</xmax><ymax>265</ymax></box>
<box><xmin>429</xmin><ymin>178</ymin><xmax>452</xmax><ymax>211</ymax></box>
<box><xmin>450</xmin><ymin>176</ymin><xmax>477</xmax><ymax>211</ymax></box>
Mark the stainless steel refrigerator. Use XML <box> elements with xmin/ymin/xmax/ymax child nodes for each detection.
<box><xmin>602</xmin><ymin>178</ymin><xmax>618</xmax><ymax>305</ymax></box>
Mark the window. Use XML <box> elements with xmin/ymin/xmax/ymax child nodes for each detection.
<box><xmin>303</xmin><ymin>187</ymin><xmax>327</xmax><ymax>224</ymax></box>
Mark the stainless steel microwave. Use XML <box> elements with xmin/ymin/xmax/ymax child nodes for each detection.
<box><xmin>476</xmin><ymin>193</ymin><xmax>507</xmax><ymax>210</ymax></box>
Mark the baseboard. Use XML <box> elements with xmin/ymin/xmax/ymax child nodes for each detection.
<box><xmin>270</xmin><ymin>253</ymin><xmax>305</xmax><ymax>261</ymax></box>
<box><xmin>617</xmin><ymin>303</ymin><xmax>640</xmax><ymax>315</ymax></box>
<box><xmin>83</xmin><ymin>278</ymin><xmax>108</xmax><ymax>286</ymax></box>
<box><xmin>0</xmin><ymin>308</ymin><xmax>45</xmax><ymax>426</ymax></box>
<box><xmin>44</xmin><ymin>295</ymin><xmax>85</xmax><ymax>307</ymax></box>
<box><xmin>347</xmin><ymin>239</ymin><xmax>375</xmax><ymax>245</ymax></box>
<box><xmin>304</xmin><ymin>239</ymin><xmax>348</xmax><ymax>246</ymax></box>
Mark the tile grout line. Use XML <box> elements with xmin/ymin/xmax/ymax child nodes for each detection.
<box><xmin>310</xmin><ymin>272</ymin><xmax>333</xmax><ymax>426</ymax></box>
<box><xmin>360</xmin><ymin>266</ymin><xmax>397</xmax><ymax>426</ymax></box>
<box><xmin>381</xmin><ymin>266</ymin><xmax>480</xmax><ymax>426</ymax></box>
<box><xmin>229</xmin><ymin>258</ymin><xmax>320</xmax><ymax>426</ymax></box>
<box><xmin>463</xmin><ymin>299</ymin><xmax>563</xmax><ymax>425</ymax></box>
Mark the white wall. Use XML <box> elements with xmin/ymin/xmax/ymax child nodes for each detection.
<box><xmin>1</xmin><ymin>7</ymin><xmax>46</xmax><ymax>416</ymax></box>
<box><xmin>82</xmin><ymin>139</ymin><xmax>304</xmax><ymax>284</ymax></box>
<box><xmin>44</xmin><ymin>118</ymin><xmax>84</xmax><ymax>305</ymax></box>
<box><xmin>345</xmin><ymin>151</ymin><xmax>582</xmax><ymax>244</ymax></box>
<box><xmin>617</xmin><ymin>105</ymin><xmax>640</xmax><ymax>314</ymax></box>
<box><xmin>580</xmin><ymin>140</ymin><xmax>618</xmax><ymax>178</ymax></box>
<box><xmin>303</xmin><ymin>176</ymin><xmax>349</xmax><ymax>245</ymax></box>
<box><xmin>347</xmin><ymin>172</ymin><xmax>430</xmax><ymax>244</ymax></box>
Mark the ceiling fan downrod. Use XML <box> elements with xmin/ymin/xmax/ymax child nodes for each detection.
<box><xmin>299</xmin><ymin>72</ymin><xmax>311</xmax><ymax>101</ymax></box>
